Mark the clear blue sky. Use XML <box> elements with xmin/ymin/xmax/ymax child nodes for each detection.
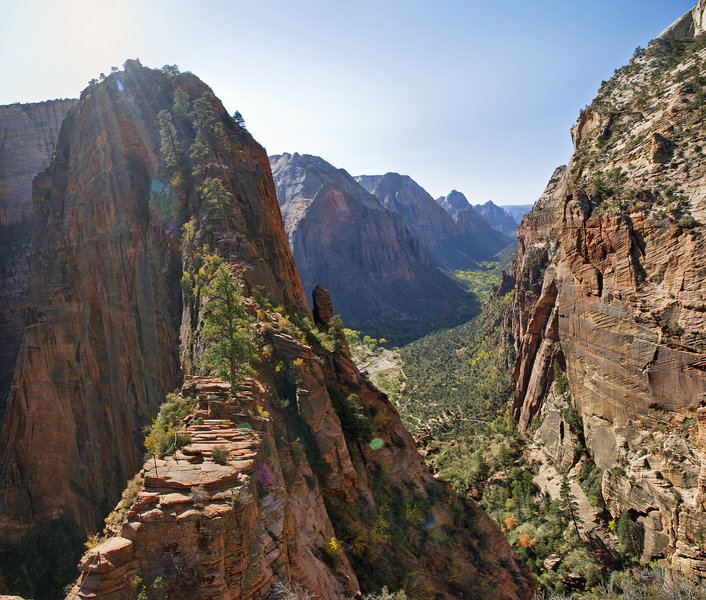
<box><xmin>0</xmin><ymin>0</ymin><xmax>696</xmax><ymax>205</ymax></box>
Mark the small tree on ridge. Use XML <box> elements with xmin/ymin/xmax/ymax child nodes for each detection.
<box><xmin>202</xmin><ymin>266</ymin><xmax>259</xmax><ymax>389</ymax></box>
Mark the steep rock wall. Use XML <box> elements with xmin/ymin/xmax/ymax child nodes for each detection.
<box><xmin>511</xmin><ymin>13</ymin><xmax>706</xmax><ymax>580</ymax></box>
<box><xmin>0</xmin><ymin>62</ymin><xmax>308</xmax><ymax>594</ymax></box>
<box><xmin>0</xmin><ymin>64</ymin><xmax>532</xmax><ymax>599</ymax></box>
<box><xmin>0</xmin><ymin>99</ymin><xmax>75</xmax><ymax>419</ymax></box>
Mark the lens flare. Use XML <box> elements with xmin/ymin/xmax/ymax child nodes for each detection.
<box><xmin>255</xmin><ymin>463</ymin><xmax>274</xmax><ymax>486</ymax></box>
<box><xmin>369</xmin><ymin>438</ymin><xmax>384</xmax><ymax>450</ymax></box>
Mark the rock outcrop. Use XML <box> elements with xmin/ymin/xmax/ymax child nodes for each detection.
<box><xmin>0</xmin><ymin>62</ymin><xmax>308</xmax><ymax>597</ymax></box>
<box><xmin>0</xmin><ymin>63</ymin><xmax>532</xmax><ymax>599</ymax></box>
<box><xmin>271</xmin><ymin>153</ymin><xmax>478</xmax><ymax>343</ymax></box>
<box><xmin>511</xmin><ymin>9</ymin><xmax>706</xmax><ymax>581</ymax></box>
<box><xmin>0</xmin><ymin>99</ymin><xmax>75</xmax><ymax>419</ymax></box>
<box><xmin>356</xmin><ymin>172</ymin><xmax>510</xmax><ymax>267</ymax></box>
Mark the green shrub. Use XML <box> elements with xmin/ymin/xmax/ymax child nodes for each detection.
<box><xmin>144</xmin><ymin>393</ymin><xmax>194</xmax><ymax>458</ymax></box>
<box><xmin>678</xmin><ymin>215</ymin><xmax>697</xmax><ymax>228</ymax></box>
<box><xmin>211</xmin><ymin>445</ymin><xmax>230</xmax><ymax>465</ymax></box>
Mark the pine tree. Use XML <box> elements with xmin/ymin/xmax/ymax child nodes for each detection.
<box><xmin>202</xmin><ymin>267</ymin><xmax>259</xmax><ymax>389</ymax></box>
<box><xmin>559</xmin><ymin>475</ymin><xmax>582</xmax><ymax>540</ymax></box>
<box><xmin>157</xmin><ymin>110</ymin><xmax>181</xmax><ymax>170</ymax></box>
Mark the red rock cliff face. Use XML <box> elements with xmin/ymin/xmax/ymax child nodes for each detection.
<box><xmin>0</xmin><ymin>99</ymin><xmax>75</xmax><ymax>419</ymax></box>
<box><xmin>0</xmin><ymin>64</ymin><xmax>532</xmax><ymax>600</ymax></box>
<box><xmin>0</xmin><ymin>62</ymin><xmax>308</xmax><ymax>587</ymax></box>
<box><xmin>511</xmin><ymin>11</ymin><xmax>706</xmax><ymax>580</ymax></box>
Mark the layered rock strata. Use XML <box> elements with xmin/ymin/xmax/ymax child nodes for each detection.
<box><xmin>0</xmin><ymin>62</ymin><xmax>307</xmax><ymax>595</ymax></box>
<box><xmin>511</xmin><ymin>8</ymin><xmax>706</xmax><ymax>581</ymax></box>
<box><xmin>0</xmin><ymin>99</ymin><xmax>75</xmax><ymax>418</ymax></box>
<box><xmin>0</xmin><ymin>63</ymin><xmax>532</xmax><ymax>599</ymax></box>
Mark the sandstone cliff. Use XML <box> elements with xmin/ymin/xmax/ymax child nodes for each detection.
<box><xmin>511</xmin><ymin>10</ymin><xmax>706</xmax><ymax>581</ymax></box>
<box><xmin>0</xmin><ymin>61</ymin><xmax>307</xmax><ymax>596</ymax></box>
<box><xmin>0</xmin><ymin>63</ymin><xmax>532</xmax><ymax>599</ymax></box>
<box><xmin>356</xmin><ymin>173</ymin><xmax>510</xmax><ymax>268</ymax></box>
<box><xmin>0</xmin><ymin>99</ymin><xmax>75</xmax><ymax>420</ymax></box>
<box><xmin>271</xmin><ymin>153</ymin><xmax>478</xmax><ymax>343</ymax></box>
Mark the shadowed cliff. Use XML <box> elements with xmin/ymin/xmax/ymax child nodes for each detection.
<box><xmin>271</xmin><ymin>153</ymin><xmax>480</xmax><ymax>344</ymax></box>
<box><xmin>0</xmin><ymin>63</ymin><xmax>533</xmax><ymax>600</ymax></box>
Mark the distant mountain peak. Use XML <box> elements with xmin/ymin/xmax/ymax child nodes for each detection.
<box><xmin>473</xmin><ymin>200</ymin><xmax>518</xmax><ymax>236</ymax></box>
<box><xmin>436</xmin><ymin>189</ymin><xmax>470</xmax><ymax>215</ymax></box>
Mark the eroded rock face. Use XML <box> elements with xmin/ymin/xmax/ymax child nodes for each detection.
<box><xmin>271</xmin><ymin>153</ymin><xmax>478</xmax><ymax>343</ymax></box>
<box><xmin>0</xmin><ymin>62</ymin><xmax>308</xmax><ymax>594</ymax></box>
<box><xmin>0</xmin><ymin>99</ymin><xmax>75</xmax><ymax>419</ymax></box>
<box><xmin>356</xmin><ymin>173</ymin><xmax>510</xmax><ymax>267</ymax></box>
<box><xmin>0</xmin><ymin>64</ymin><xmax>532</xmax><ymax>599</ymax></box>
<box><xmin>511</xmin><ymin>9</ymin><xmax>706</xmax><ymax>581</ymax></box>
<box><xmin>66</xmin><ymin>377</ymin><xmax>359</xmax><ymax>600</ymax></box>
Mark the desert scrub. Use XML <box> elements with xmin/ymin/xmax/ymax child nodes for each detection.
<box><xmin>211</xmin><ymin>445</ymin><xmax>230</xmax><ymax>465</ymax></box>
<box><xmin>144</xmin><ymin>392</ymin><xmax>194</xmax><ymax>458</ymax></box>
<box><xmin>85</xmin><ymin>472</ymin><xmax>144</xmax><ymax>548</ymax></box>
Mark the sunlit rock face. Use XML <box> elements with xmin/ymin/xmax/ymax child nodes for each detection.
<box><xmin>511</xmin><ymin>5</ymin><xmax>706</xmax><ymax>581</ymax></box>
<box><xmin>0</xmin><ymin>61</ymin><xmax>307</xmax><ymax>594</ymax></box>
<box><xmin>0</xmin><ymin>63</ymin><xmax>533</xmax><ymax>600</ymax></box>
<box><xmin>271</xmin><ymin>153</ymin><xmax>479</xmax><ymax>343</ymax></box>
<box><xmin>0</xmin><ymin>99</ymin><xmax>75</xmax><ymax>420</ymax></box>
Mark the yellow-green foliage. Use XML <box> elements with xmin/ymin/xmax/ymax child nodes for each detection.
<box><xmin>454</xmin><ymin>261</ymin><xmax>505</xmax><ymax>303</ymax></box>
<box><xmin>144</xmin><ymin>393</ymin><xmax>194</xmax><ymax>458</ymax></box>
<box><xmin>85</xmin><ymin>473</ymin><xmax>144</xmax><ymax>549</ymax></box>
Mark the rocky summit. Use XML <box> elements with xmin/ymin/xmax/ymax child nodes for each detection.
<box><xmin>0</xmin><ymin>63</ymin><xmax>533</xmax><ymax>599</ymax></box>
<box><xmin>271</xmin><ymin>153</ymin><xmax>479</xmax><ymax>343</ymax></box>
<box><xmin>473</xmin><ymin>200</ymin><xmax>519</xmax><ymax>236</ymax></box>
<box><xmin>511</xmin><ymin>2</ymin><xmax>706</xmax><ymax>582</ymax></box>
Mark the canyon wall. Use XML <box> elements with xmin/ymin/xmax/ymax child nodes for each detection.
<box><xmin>0</xmin><ymin>64</ymin><xmax>532</xmax><ymax>599</ymax></box>
<box><xmin>511</xmin><ymin>13</ymin><xmax>706</xmax><ymax>580</ymax></box>
<box><xmin>0</xmin><ymin>99</ymin><xmax>75</xmax><ymax>419</ymax></box>
<box><xmin>356</xmin><ymin>173</ymin><xmax>510</xmax><ymax>268</ymax></box>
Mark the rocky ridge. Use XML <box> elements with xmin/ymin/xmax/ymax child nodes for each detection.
<box><xmin>0</xmin><ymin>99</ymin><xmax>75</xmax><ymax>419</ymax></box>
<box><xmin>0</xmin><ymin>64</ymin><xmax>532</xmax><ymax>599</ymax></box>
<box><xmin>271</xmin><ymin>153</ymin><xmax>479</xmax><ymax>343</ymax></box>
<box><xmin>511</xmin><ymin>8</ymin><xmax>706</xmax><ymax>581</ymax></box>
<box><xmin>473</xmin><ymin>200</ymin><xmax>519</xmax><ymax>236</ymax></box>
<box><xmin>65</xmin><ymin>283</ymin><xmax>534</xmax><ymax>599</ymax></box>
<box><xmin>356</xmin><ymin>173</ymin><xmax>510</xmax><ymax>267</ymax></box>
<box><xmin>0</xmin><ymin>62</ymin><xmax>307</xmax><ymax>596</ymax></box>
<box><xmin>437</xmin><ymin>190</ymin><xmax>511</xmax><ymax>254</ymax></box>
